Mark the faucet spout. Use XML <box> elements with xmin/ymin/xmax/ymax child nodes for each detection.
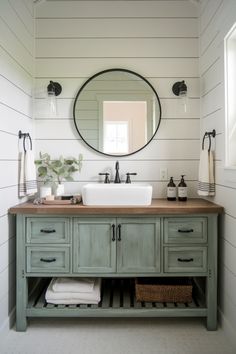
<box><xmin>114</xmin><ymin>161</ymin><xmax>121</xmax><ymax>183</ymax></box>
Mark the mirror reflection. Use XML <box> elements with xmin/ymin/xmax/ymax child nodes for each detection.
<box><xmin>73</xmin><ymin>69</ymin><xmax>161</xmax><ymax>157</ymax></box>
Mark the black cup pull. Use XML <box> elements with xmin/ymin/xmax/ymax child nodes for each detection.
<box><xmin>40</xmin><ymin>257</ymin><xmax>56</xmax><ymax>263</ymax></box>
<box><xmin>40</xmin><ymin>229</ymin><xmax>56</xmax><ymax>234</ymax></box>
<box><xmin>177</xmin><ymin>258</ymin><xmax>194</xmax><ymax>263</ymax></box>
<box><xmin>117</xmin><ymin>224</ymin><xmax>121</xmax><ymax>241</ymax></box>
<box><xmin>178</xmin><ymin>229</ymin><xmax>194</xmax><ymax>233</ymax></box>
<box><xmin>112</xmin><ymin>224</ymin><xmax>116</xmax><ymax>241</ymax></box>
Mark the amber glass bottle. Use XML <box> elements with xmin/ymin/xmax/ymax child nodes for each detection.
<box><xmin>167</xmin><ymin>177</ymin><xmax>176</xmax><ymax>201</ymax></box>
<box><xmin>178</xmin><ymin>175</ymin><xmax>187</xmax><ymax>201</ymax></box>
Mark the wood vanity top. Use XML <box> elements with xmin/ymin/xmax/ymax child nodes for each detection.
<box><xmin>9</xmin><ymin>199</ymin><xmax>224</xmax><ymax>215</ymax></box>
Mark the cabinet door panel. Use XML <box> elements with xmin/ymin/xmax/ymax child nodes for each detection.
<box><xmin>117</xmin><ymin>218</ymin><xmax>160</xmax><ymax>273</ymax></box>
<box><xmin>73</xmin><ymin>218</ymin><xmax>116</xmax><ymax>273</ymax></box>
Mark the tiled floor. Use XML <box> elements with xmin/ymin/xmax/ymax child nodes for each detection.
<box><xmin>1</xmin><ymin>318</ymin><xmax>235</xmax><ymax>354</ymax></box>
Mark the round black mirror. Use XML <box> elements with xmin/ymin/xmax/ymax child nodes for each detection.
<box><xmin>73</xmin><ymin>69</ymin><xmax>162</xmax><ymax>157</ymax></box>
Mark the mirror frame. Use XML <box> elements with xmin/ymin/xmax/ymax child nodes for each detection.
<box><xmin>73</xmin><ymin>68</ymin><xmax>162</xmax><ymax>157</ymax></box>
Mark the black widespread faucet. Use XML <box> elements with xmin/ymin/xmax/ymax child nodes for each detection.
<box><xmin>114</xmin><ymin>161</ymin><xmax>121</xmax><ymax>183</ymax></box>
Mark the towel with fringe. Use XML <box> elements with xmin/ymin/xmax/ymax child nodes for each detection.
<box><xmin>19</xmin><ymin>150</ymin><xmax>37</xmax><ymax>197</ymax></box>
<box><xmin>197</xmin><ymin>149</ymin><xmax>215</xmax><ymax>196</ymax></box>
<box><xmin>45</xmin><ymin>278</ymin><xmax>101</xmax><ymax>305</ymax></box>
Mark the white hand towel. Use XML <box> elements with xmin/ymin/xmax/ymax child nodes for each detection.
<box><xmin>45</xmin><ymin>278</ymin><xmax>101</xmax><ymax>305</ymax></box>
<box><xmin>52</xmin><ymin>277</ymin><xmax>95</xmax><ymax>293</ymax></box>
<box><xmin>19</xmin><ymin>152</ymin><xmax>26</xmax><ymax>197</ymax></box>
<box><xmin>25</xmin><ymin>150</ymin><xmax>37</xmax><ymax>195</ymax></box>
<box><xmin>198</xmin><ymin>149</ymin><xmax>215</xmax><ymax>196</ymax></box>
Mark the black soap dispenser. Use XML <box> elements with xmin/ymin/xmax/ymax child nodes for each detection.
<box><xmin>167</xmin><ymin>177</ymin><xmax>176</xmax><ymax>201</ymax></box>
<box><xmin>178</xmin><ymin>175</ymin><xmax>187</xmax><ymax>201</ymax></box>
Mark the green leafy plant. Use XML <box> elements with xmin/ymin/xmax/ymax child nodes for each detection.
<box><xmin>35</xmin><ymin>152</ymin><xmax>83</xmax><ymax>185</ymax></box>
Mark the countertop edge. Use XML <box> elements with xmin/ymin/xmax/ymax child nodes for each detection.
<box><xmin>9</xmin><ymin>199</ymin><xmax>224</xmax><ymax>215</ymax></box>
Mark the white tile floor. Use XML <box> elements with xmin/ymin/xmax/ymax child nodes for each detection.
<box><xmin>0</xmin><ymin>318</ymin><xmax>235</xmax><ymax>354</ymax></box>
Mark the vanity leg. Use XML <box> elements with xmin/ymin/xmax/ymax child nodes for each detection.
<box><xmin>206</xmin><ymin>215</ymin><xmax>218</xmax><ymax>331</ymax></box>
<box><xmin>206</xmin><ymin>274</ymin><xmax>217</xmax><ymax>330</ymax></box>
<box><xmin>16</xmin><ymin>215</ymin><xmax>27</xmax><ymax>331</ymax></box>
<box><xmin>16</xmin><ymin>277</ymin><xmax>28</xmax><ymax>331</ymax></box>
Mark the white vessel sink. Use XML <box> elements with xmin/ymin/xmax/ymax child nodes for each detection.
<box><xmin>82</xmin><ymin>183</ymin><xmax>153</xmax><ymax>206</ymax></box>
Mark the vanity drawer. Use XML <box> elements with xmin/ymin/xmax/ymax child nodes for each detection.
<box><xmin>164</xmin><ymin>247</ymin><xmax>207</xmax><ymax>273</ymax></box>
<box><xmin>164</xmin><ymin>218</ymin><xmax>207</xmax><ymax>244</ymax></box>
<box><xmin>26</xmin><ymin>218</ymin><xmax>70</xmax><ymax>243</ymax></box>
<box><xmin>26</xmin><ymin>246</ymin><xmax>70</xmax><ymax>273</ymax></box>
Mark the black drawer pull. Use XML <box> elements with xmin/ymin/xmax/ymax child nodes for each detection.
<box><xmin>177</xmin><ymin>258</ymin><xmax>194</xmax><ymax>262</ymax></box>
<box><xmin>112</xmin><ymin>224</ymin><xmax>116</xmax><ymax>241</ymax></box>
<box><xmin>40</xmin><ymin>257</ymin><xmax>56</xmax><ymax>263</ymax></box>
<box><xmin>178</xmin><ymin>229</ymin><xmax>194</xmax><ymax>233</ymax></box>
<box><xmin>117</xmin><ymin>224</ymin><xmax>121</xmax><ymax>241</ymax></box>
<box><xmin>40</xmin><ymin>229</ymin><xmax>56</xmax><ymax>234</ymax></box>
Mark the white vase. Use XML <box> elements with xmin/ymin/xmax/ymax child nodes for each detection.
<box><xmin>55</xmin><ymin>184</ymin><xmax>65</xmax><ymax>196</ymax></box>
<box><xmin>39</xmin><ymin>186</ymin><xmax>52</xmax><ymax>198</ymax></box>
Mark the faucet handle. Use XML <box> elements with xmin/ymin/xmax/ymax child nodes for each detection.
<box><xmin>99</xmin><ymin>173</ymin><xmax>110</xmax><ymax>183</ymax></box>
<box><xmin>125</xmin><ymin>173</ymin><xmax>137</xmax><ymax>184</ymax></box>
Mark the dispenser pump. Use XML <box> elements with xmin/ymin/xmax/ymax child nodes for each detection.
<box><xmin>167</xmin><ymin>177</ymin><xmax>176</xmax><ymax>201</ymax></box>
<box><xmin>178</xmin><ymin>175</ymin><xmax>187</xmax><ymax>201</ymax></box>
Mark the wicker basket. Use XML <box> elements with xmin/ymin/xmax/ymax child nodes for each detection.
<box><xmin>135</xmin><ymin>278</ymin><xmax>192</xmax><ymax>303</ymax></box>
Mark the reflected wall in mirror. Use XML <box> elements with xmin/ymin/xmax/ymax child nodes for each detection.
<box><xmin>73</xmin><ymin>69</ymin><xmax>162</xmax><ymax>157</ymax></box>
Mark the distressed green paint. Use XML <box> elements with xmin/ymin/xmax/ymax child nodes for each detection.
<box><xmin>15</xmin><ymin>213</ymin><xmax>219</xmax><ymax>332</ymax></box>
<box><xmin>117</xmin><ymin>218</ymin><xmax>160</xmax><ymax>273</ymax></box>
<box><xmin>73</xmin><ymin>218</ymin><xmax>116</xmax><ymax>273</ymax></box>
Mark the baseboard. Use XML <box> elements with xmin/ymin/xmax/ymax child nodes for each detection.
<box><xmin>0</xmin><ymin>307</ymin><xmax>16</xmax><ymax>337</ymax></box>
<box><xmin>218</xmin><ymin>308</ymin><xmax>236</xmax><ymax>351</ymax></box>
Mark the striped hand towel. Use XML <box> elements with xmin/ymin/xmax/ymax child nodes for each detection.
<box><xmin>198</xmin><ymin>149</ymin><xmax>215</xmax><ymax>196</ymax></box>
<box><xmin>19</xmin><ymin>150</ymin><xmax>37</xmax><ymax>197</ymax></box>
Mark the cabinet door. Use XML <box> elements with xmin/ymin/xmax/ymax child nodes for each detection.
<box><xmin>117</xmin><ymin>218</ymin><xmax>160</xmax><ymax>273</ymax></box>
<box><xmin>73</xmin><ymin>218</ymin><xmax>116</xmax><ymax>273</ymax></box>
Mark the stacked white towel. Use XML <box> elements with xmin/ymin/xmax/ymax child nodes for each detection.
<box><xmin>197</xmin><ymin>149</ymin><xmax>215</xmax><ymax>196</ymax></box>
<box><xmin>45</xmin><ymin>278</ymin><xmax>101</xmax><ymax>305</ymax></box>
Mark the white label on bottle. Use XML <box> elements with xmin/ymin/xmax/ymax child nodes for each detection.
<box><xmin>178</xmin><ymin>187</ymin><xmax>187</xmax><ymax>198</ymax></box>
<box><xmin>167</xmin><ymin>187</ymin><xmax>176</xmax><ymax>198</ymax></box>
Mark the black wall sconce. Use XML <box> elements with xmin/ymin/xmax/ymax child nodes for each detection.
<box><xmin>172</xmin><ymin>80</ymin><xmax>188</xmax><ymax>113</ymax></box>
<box><xmin>172</xmin><ymin>80</ymin><xmax>187</xmax><ymax>97</ymax></box>
<box><xmin>47</xmin><ymin>81</ymin><xmax>62</xmax><ymax>116</ymax></box>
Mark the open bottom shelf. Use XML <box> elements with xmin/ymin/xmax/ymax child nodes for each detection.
<box><xmin>26</xmin><ymin>278</ymin><xmax>207</xmax><ymax>318</ymax></box>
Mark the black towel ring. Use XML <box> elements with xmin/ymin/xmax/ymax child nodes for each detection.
<box><xmin>19</xmin><ymin>131</ymin><xmax>32</xmax><ymax>152</ymax></box>
<box><xmin>23</xmin><ymin>134</ymin><xmax>32</xmax><ymax>152</ymax></box>
<box><xmin>202</xmin><ymin>129</ymin><xmax>216</xmax><ymax>152</ymax></box>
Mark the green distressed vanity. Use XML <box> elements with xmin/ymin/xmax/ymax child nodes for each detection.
<box><xmin>9</xmin><ymin>199</ymin><xmax>223</xmax><ymax>331</ymax></box>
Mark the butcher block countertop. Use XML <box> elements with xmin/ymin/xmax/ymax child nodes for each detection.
<box><xmin>9</xmin><ymin>199</ymin><xmax>224</xmax><ymax>215</ymax></box>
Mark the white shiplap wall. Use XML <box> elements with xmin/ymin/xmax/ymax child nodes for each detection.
<box><xmin>35</xmin><ymin>0</ymin><xmax>200</xmax><ymax>196</ymax></box>
<box><xmin>0</xmin><ymin>0</ymin><xmax>34</xmax><ymax>332</ymax></box>
<box><xmin>199</xmin><ymin>0</ymin><xmax>236</xmax><ymax>349</ymax></box>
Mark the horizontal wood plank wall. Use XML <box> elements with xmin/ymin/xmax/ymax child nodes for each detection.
<box><xmin>35</xmin><ymin>0</ymin><xmax>200</xmax><ymax>197</ymax></box>
<box><xmin>0</xmin><ymin>0</ymin><xmax>34</xmax><ymax>332</ymax></box>
<box><xmin>199</xmin><ymin>0</ymin><xmax>236</xmax><ymax>349</ymax></box>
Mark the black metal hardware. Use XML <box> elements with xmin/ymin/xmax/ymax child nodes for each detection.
<box><xmin>40</xmin><ymin>258</ymin><xmax>56</xmax><ymax>263</ymax></box>
<box><xmin>202</xmin><ymin>129</ymin><xmax>216</xmax><ymax>151</ymax></box>
<box><xmin>172</xmin><ymin>80</ymin><xmax>187</xmax><ymax>96</ymax></box>
<box><xmin>40</xmin><ymin>229</ymin><xmax>56</xmax><ymax>233</ymax></box>
<box><xmin>99</xmin><ymin>173</ymin><xmax>110</xmax><ymax>183</ymax></box>
<box><xmin>112</xmin><ymin>224</ymin><xmax>116</xmax><ymax>241</ymax></box>
<box><xmin>18</xmin><ymin>130</ymin><xmax>32</xmax><ymax>152</ymax></box>
<box><xmin>47</xmin><ymin>81</ymin><xmax>62</xmax><ymax>96</ymax></box>
<box><xmin>125</xmin><ymin>173</ymin><xmax>137</xmax><ymax>183</ymax></box>
<box><xmin>114</xmin><ymin>161</ymin><xmax>121</xmax><ymax>183</ymax></box>
<box><xmin>117</xmin><ymin>224</ymin><xmax>121</xmax><ymax>241</ymax></box>
<box><xmin>178</xmin><ymin>229</ymin><xmax>194</xmax><ymax>233</ymax></box>
<box><xmin>177</xmin><ymin>258</ymin><xmax>194</xmax><ymax>262</ymax></box>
